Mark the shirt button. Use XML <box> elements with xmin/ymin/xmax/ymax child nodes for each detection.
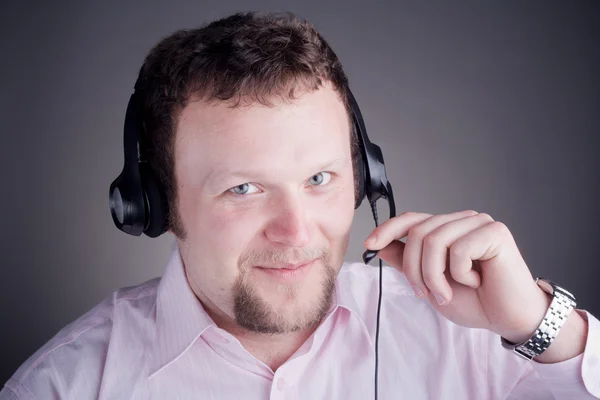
<box><xmin>277</xmin><ymin>378</ymin><xmax>286</xmax><ymax>391</ymax></box>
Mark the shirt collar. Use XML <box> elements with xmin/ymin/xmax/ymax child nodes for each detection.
<box><xmin>332</xmin><ymin>269</ymin><xmax>362</xmax><ymax>318</ymax></box>
<box><xmin>148</xmin><ymin>246</ymin><xmax>371</xmax><ymax>377</ymax></box>
<box><xmin>332</xmin><ymin>265</ymin><xmax>376</xmax><ymax>350</ymax></box>
<box><xmin>149</xmin><ymin>245</ymin><xmax>215</xmax><ymax>377</ymax></box>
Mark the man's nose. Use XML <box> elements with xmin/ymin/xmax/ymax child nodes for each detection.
<box><xmin>264</xmin><ymin>194</ymin><xmax>310</xmax><ymax>248</ymax></box>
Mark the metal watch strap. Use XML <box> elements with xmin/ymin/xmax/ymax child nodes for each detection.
<box><xmin>500</xmin><ymin>277</ymin><xmax>577</xmax><ymax>360</ymax></box>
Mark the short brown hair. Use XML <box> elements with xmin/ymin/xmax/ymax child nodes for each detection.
<box><xmin>137</xmin><ymin>11</ymin><xmax>359</xmax><ymax>239</ymax></box>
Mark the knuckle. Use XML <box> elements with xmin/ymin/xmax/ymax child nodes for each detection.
<box><xmin>449</xmin><ymin>243</ymin><xmax>467</xmax><ymax>258</ymax></box>
<box><xmin>478</xmin><ymin>213</ymin><xmax>494</xmax><ymax>222</ymax></box>
<box><xmin>423</xmin><ymin>234</ymin><xmax>443</xmax><ymax>249</ymax></box>
<box><xmin>491</xmin><ymin>220</ymin><xmax>509</xmax><ymax>234</ymax></box>
<box><xmin>408</xmin><ymin>226</ymin><xmax>426</xmax><ymax>239</ymax></box>
<box><xmin>449</xmin><ymin>264</ymin><xmax>467</xmax><ymax>281</ymax></box>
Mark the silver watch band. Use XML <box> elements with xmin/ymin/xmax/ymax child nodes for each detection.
<box><xmin>501</xmin><ymin>277</ymin><xmax>576</xmax><ymax>360</ymax></box>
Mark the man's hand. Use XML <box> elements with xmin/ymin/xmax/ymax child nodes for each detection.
<box><xmin>364</xmin><ymin>210</ymin><xmax>560</xmax><ymax>345</ymax></box>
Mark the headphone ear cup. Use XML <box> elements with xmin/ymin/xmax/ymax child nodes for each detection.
<box><xmin>109</xmin><ymin>170</ymin><xmax>146</xmax><ymax>236</ymax></box>
<box><xmin>139</xmin><ymin>163</ymin><xmax>168</xmax><ymax>238</ymax></box>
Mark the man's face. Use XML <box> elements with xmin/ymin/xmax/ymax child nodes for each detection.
<box><xmin>173</xmin><ymin>84</ymin><xmax>356</xmax><ymax>334</ymax></box>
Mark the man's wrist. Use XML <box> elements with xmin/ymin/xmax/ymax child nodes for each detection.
<box><xmin>499</xmin><ymin>277</ymin><xmax>587</xmax><ymax>364</ymax></box>
<box><xmin>533</xmin><ymin>309</ymin><xmax>588</xmax><ymax>364</ymax></box>
<box><xmin>501</xmin><ymin>287</ymin><xmax>552</xmax><ymax>345</ymax></box>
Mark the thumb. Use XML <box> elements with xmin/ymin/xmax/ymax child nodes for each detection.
<box><xmin>373</xmin><ymin>239</ymin><xmax>406</xmax><ymax>272</ymax></box>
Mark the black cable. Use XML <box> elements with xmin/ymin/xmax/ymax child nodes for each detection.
<box><xmin>375</xmin><ymin>258</ymin><xmax>383</xmax><ymax>399</ymax></box>
<box><xmin>370</xmin><ymin>201</ymin><xmax>382</xmax><ymax>400</ymax></box>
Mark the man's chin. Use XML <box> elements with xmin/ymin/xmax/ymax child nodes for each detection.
<box><xmin>236</xmin><ymin>300</ymin><xmax>329</xmax><ymax>334</ymax></box>
<box><xmin>233</xmin><ymin>280</ymin><xmax>333</xmax><ymax>334</ymax></box>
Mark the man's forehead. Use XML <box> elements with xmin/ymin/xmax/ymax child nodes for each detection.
<box><xmin>174</xmin><ymin>86</ymin><xmax>352</xmax><ymax>191</ymax></box>
<box><xmin>177</xmin><ymin>85</ymin><xmax>348</xmax><ymax>135</ymax></box>
<box><xmin>175</xmin><ymin>87</ymin><xmax>351</xmax><ymax>162</ymax></box>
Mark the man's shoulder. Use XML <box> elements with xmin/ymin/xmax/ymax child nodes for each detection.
<box><xmin>4</xmin><ymin>277</ymin><xmax>161</xmax><ymax>398</ymax></box>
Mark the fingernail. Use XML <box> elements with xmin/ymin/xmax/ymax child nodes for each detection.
<box><xmin>433</xmin><ymin>293</ymin><xmax>447</xmax><ymax>305</ymax></box>
<box><xmin>411</xmin><ymin>285</ymin><xmax>425</xmax><ymax>298</ymax></box>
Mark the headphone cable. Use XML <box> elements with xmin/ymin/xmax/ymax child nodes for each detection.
<box><xmin>370</xmin><ymin>200</ymin><xmax>382</xmax><ymax>400</ymax></box>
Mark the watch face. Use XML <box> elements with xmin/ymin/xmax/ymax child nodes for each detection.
<box><xmin>537</xmin><ymin>277</ymin><xmax>576</xmax><ymax>301</ymax></box>
<box><xmin>557</xmin><ymin>286</ymin><xmax>576</xmax><ymax>301</ymax></box>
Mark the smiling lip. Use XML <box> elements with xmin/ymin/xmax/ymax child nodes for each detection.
<box><xmin>259</xmin><ymin>261</ymin><xmax>314</xmax><ymax>270</ymax></box>
<box><xmin>256</xmin><ymin>259</ymin><xmax>317</xmax><ymax>283</ymax></box>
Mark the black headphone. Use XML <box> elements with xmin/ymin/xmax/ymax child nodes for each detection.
<box><xmin>109</xmin><ymin>82</ymin><xmax>396</xmax><ymax>242</ymax></box>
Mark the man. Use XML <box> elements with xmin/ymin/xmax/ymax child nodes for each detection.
<box><xmin>1</xmin><ymin>11</ymin><xmax>598</xmax><ymax>400</ymax></box>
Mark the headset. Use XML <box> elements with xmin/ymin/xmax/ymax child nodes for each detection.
<box><xmin>109</xmin><ymin>79</ymin><xmax>396</xmax><ymax>400</ymax></box>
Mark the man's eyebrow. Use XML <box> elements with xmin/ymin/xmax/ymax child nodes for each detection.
<box><xmin>316</xmin><ymin>157</ymin><xmax>348</xmax><ymax>171</ymax></box>
<box><xmin>203</xmin><ymin>158</ymin><xmax>347</xmax><ymax>187</ymax></box>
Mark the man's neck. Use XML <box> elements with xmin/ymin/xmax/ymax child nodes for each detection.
<box><xmin>206</xmin><ymin>305</ymin><xmax>319</xmax><ymax>372</ymax></box>
<box><xmin>183</xmin><ymin>265</ymin><xmax>325</xmax><ymax>371</ymax></box>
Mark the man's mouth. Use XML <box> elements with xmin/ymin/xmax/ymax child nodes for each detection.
<box><xmin>256</xmin><ymin>260</ymin><xmax>315</xmax><ymax>270</ymax></box>
<box><xmin>255</xmin><ymin>259</ymin><xmax>317</xmax><ymax>282</ymax></box>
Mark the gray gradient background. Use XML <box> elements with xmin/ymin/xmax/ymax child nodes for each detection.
<box><xmin>1</xmin><ymin>0</ymin><xmax>599</xmax><ymax>385</ymax></box>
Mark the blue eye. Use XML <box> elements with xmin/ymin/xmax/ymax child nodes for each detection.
<box><xmin>308</xmin><ymin>172</ymin><xmax>332</xmax><ymax>186</ymax></box>
<box><xmin>227</xmin><ymin>172</ymin><xmax>332</xmax><ymax>197</ymax></box>
<box><xmin>229</xmin><ymin>183</ymin><xmax>259</xmax><ymax>195</ymax></box>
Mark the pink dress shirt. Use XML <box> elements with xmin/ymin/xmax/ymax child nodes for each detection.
<box><xmin>2</xmin><ymin>246</ymin><xmax>599</xmax><ymax>399</ymax></box>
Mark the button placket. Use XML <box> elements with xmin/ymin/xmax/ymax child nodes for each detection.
<box><xmin>277</xmin><ymin>378</ymin><xmax>286</xmax><ymax>391</ymax></box>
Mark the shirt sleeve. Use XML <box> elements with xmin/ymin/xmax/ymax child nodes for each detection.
<box><xmin>0</xmin><ymin>352</ymin><xmax>63</xmax><ymax>400</ymax></box>
<box><xmin>0</xmin><ymin>386</ymin><xmax>24</xmax><ymax>400</ymax></box>
<box><xmin>527</xmin><ymin>310</ymin><xmax>600</xmax><ymax>398</ymax></box>
<box><xmin>491</xmin><ymin>309</ymin><xmax>600</xmax><ymax>399</ymax></box>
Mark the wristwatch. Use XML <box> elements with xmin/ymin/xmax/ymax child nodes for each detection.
<box><xmin>501</xmin><ymin>277</ymin><xmax>577</xmax><ymax>360</ymax></box>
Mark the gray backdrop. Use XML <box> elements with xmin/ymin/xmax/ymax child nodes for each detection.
<box><xmin>1</xmin><ymin>0</ymin><xmax>599</xmax><ymax>385</ymax></box>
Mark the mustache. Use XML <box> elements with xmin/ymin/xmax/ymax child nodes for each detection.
<box><xmin>239</xmin><ymin>247</ymin><xmax>329</xmax><ymax>269</ymax></box>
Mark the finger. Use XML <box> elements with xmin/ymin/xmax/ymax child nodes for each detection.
<box><xmin>448</xmin><ymin>220</ymin><xmax>510</xmax><ymax>279</ymax></box>
<box><xmin>364</xmin><ymin>212</ymin><xmax>432</xmax><ymax>250</ymax></box>
<box><xmin>402</xmin><ymin>210</ymin><xmax>479</xmax><ymax>299</ymax></box>
<box><xmin>421</xmin><ymin>213</ymin><xmax>495</xmax><ymax>304</ymax></box>
<box><xmin>375</xmin><ymin>239</ymin><xmax>406</xmax><ymax>271</ymax></box>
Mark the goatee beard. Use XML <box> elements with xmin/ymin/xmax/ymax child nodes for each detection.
<box><xmin>233</xmin><ymin>253</ymin><xmax>337</xmax><ymax>334</ymax></box>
